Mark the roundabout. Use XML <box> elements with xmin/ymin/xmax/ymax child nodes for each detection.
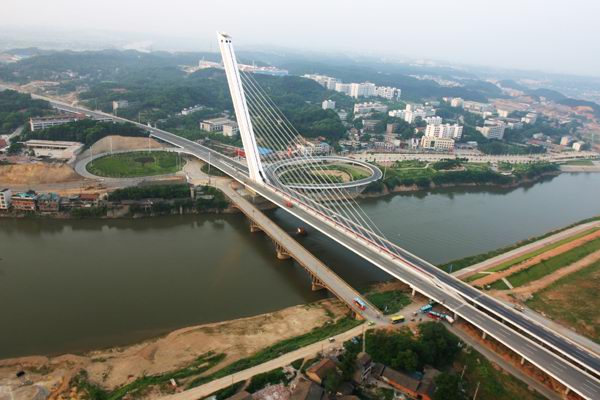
<box><xmin>264</xmin><ymin>156</ymin><xmax>382</xmax><ymax>198</ymax></box>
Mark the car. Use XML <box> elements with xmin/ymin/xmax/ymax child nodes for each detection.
<box><xmin>328</xmin><ymin>337</ymin><xmax>336</xmax><ymax>343</ymax></box>
<box><xmin>367</xmin><ymin>321</ymin><xmax>375</xmax><ymax>326</ymax></box>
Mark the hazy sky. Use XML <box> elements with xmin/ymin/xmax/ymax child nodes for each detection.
<box><xmin>3</xmin><ymin>0</ymin><xmax>600</xmax><ymax>76</ymax></box>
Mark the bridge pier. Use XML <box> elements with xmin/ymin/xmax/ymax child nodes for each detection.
<box><xmin>276</xmin><ymin>243</ymin><xmax>291</xmax><ymax>260</ymax></box>
<box><xmin>482</xmin><ymin>331</ymin><xmax>487</xmax><ymax>340</ymax></box>
<box><xmin>249</xmin><ymin>222</ymin><xmax>262</xmax><ymax>233</ymax></box>
<box><xmin>520</xmin><ymin>356</ymin><xmax>525</xmax><ymax>365</ymax></box>
<box><xmin>411</xmin><ymin>287</ymin><xmax>416</xmax><ymax>297</ymax></box>
<box><xmin>310</xmin><ymin>275</ymin><xmax>326</xmax><ymax>291</ymax></box>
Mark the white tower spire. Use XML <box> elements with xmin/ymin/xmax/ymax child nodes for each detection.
<box><xmin>217</xmin><ymin>32</ymin><xmax>266</xmax><ymax>184</ymax></box>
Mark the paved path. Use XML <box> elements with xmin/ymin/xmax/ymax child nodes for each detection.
<box><xmin>160</xmin><ymin>325</ymin><xmax>366</xmax><ymax>400</ymax></box>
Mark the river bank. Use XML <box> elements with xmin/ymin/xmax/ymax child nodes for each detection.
<box><xmin>0</xmin><ymin>299</ymin><xmax>349</xmax><ymax>399</ymax></box>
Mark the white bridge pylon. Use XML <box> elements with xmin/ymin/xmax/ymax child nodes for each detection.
<box><xmin>217</xmin><ymin>32</ymin><xmax>267</xmax><ymax>184</ymax></box>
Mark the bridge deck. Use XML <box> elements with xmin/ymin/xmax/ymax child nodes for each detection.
<box><xmin>216</xmin><ymin>179</ymin><xmax>383</xmax><ymax>323</ymax></box>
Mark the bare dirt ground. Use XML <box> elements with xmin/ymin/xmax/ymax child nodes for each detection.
<box><xmin>0</xmin><ymin>163</ymin><xmax>80</xmax><ymax>185</ymax></box>
<box><xmin>0</xmin><ymin>300</ymin><xmax>347</xmax><ymax>398</ymax></box>
<box><xmin>89</xmin><ymin>135</ymin><xmax>165</xmax><ymax>154</ymax></box>
<box><xmin>471</xmin><ymin>229</ymin><xmax>600</xmax><ymax>287</ymax></box>
<box><xmin>510</xmin><ymin>249</ymin><xmax>600</xmax><ymax>301</ymax></box>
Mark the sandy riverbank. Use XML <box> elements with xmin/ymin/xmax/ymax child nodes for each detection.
<box><xmin>0</xmin><ymin>299</ymin><xmax>348</xmax><ymax>399</ymax></box>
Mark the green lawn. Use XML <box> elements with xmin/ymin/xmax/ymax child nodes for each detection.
<box><xmin>526</xmin><ymin>261</ymin><xmax>600</xmax><ymax>343</ymax></box>
<box><xmin>564</xmin><ymin>159</ymin><xmax>595</xmax><ymax>166</ymax></box>
<box><xmin>87</xmin><ymin>151</ymin><xmax>181</xmax><ymax>178</ymax></box>
<box><xmin>493</xmin><ymin>236</ymin><xmax>600</xmax><ymax>288</ymax></box>
<box><xmin>366</xmin><ymin>290</ymin><xmax>412</xmax><ymax>315</ymax></box>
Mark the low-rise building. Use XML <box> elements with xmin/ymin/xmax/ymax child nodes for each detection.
<box><xmin>306</xmin><ymin>358</ymin><xmax>338</xmax><ymax>385</ymax></box>
<box><xmin>112</xmin><ymin>100</ymin><xmax>129</xmax><ymax>111</ymax></box>
<box><xmin>180</xmin><ymin>105</ymin><xmax>205</xmax><ymax>116</ymax></box>
<box><xmin>420</xmin><ymin>136</ymin><xmax>455</xmax><ymax>151</ymax></box>
<box><xmin>0</xmin><ymin>188</ymin><xmax>12</xmax><ymax>210</ymax></box>
<box><xmin>200</xmin><ymin>118</ymin><xmax>238</xmax><ymax>136</ymax></box>
<box><xmin>24</xmin><ymin>140</ymin><xmax>84</xmax><ymax>160</ymax></box>
<box><xmin>37</xmin><ymin>192</ymin><xmax>60</xmax><ymax>212</ymax></box>
<box><xmin>29</xmin><ymin>114</ymin><xmax>86</xmax><ymax>131</ymax></box>
<box><xmin>223</xmin><ymin>391</ymin><xmax>253</xmax><ymax>400</ymax></box>
<box><xmin>373</xmin><ymin>364</ymin><xmax>438</xmax><ymax>400</ymax></box>
<box><xmin>322</xmin><ymin>100</ymin><xmax>336</xmax><ymax>110</ymax></box>
<box><xmin>337</xmin><ymin>109</ymin><xmax>348</xmax><ymax>121</ymax></box>
<box><xmin>560</xmin><ymin>135</ymin><xmax>574</xmax><ymax>146</ymax></box>
<box><xmin>290</xmin><ymin>378</ymin><xmax>325</xmax><ymax>400</ymax></box>
<box><xmin>354</xmin><ymin>102</ymin><xmax>388</xmax><ymax>116</ymax></box>
<box><xmin>450</xmin><ymin>97</ymin><xmax>464</xmax><ymax>108</ymax></box>
<box><xmin>352</xmin><ymin>352</ymin><xmax>373</xmax><ymax>384</ymax></box>
<box><xmin>497</xmin><ymin>109</ymin><xmax>510</xmax><ymax>118</ymax></box>
<box><xmin>362</xmin><ymin>119</ymin><xmax>380</xmax><ymax>132</ymax></box>
<box><xmin>11</xmin><ymin>191</ymin><xmax>37</xmax><ymax>211</ymax></box>
<box><xmin>573</xmin><ymin>141</ymin><xmax>586</xmax><ymax>151</ymax></box>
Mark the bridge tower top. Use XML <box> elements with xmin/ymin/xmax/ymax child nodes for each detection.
<box><xmin>217</xmin><ymin>32</ymin><xmax>266</xmax><ymax>184</ymax></box>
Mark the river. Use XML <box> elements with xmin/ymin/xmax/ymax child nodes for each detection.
<box><xmin>1</xmin><ymin>172</ymin><xmax>600</xmax><ymax>359</ymax></box>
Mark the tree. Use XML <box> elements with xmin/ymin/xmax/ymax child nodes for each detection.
<box><xmin>433</xmin><ymin>373</ymin><xmax>467</xmax><ymax>400</ymax></box>
<box><xmin>323</xmin><ymin>369</ymin><xmax>342</xmax><ymax>393</ymax></box>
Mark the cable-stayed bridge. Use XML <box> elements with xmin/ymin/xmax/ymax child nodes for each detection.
<box><xmin>22</xmin><ymin>32</ymin><xmax>600</xmax><ymax>399</ymax></box>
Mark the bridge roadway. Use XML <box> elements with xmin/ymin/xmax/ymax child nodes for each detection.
<box><xmin>215</xmin><ymin>179</ymin><xmax>382</xmax><ymax>322</ymax></box>
<box><xmin>39</xmin><ymin>97</ymin><xmax>600</xmax><ymax>399</ymax></box>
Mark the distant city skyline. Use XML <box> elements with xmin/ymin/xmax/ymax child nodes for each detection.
<box><xmin>2</xmin><ymin>0</ymin><xmax>600</xmax><ymax>78</ymax></box>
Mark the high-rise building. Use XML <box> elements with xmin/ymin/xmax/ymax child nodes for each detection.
<box><xmin>424</xmin><ymin>123</ymin><xmax>463</xmax><ymax>140</ymax></box>
<box><xmin>0</xmin><ymin>188</ymin><xmax>12</xmax><ymax>210</ymax></box>
<box><xmin>334</xmin><ymin>82</ymin><xmax>352</xmax><ymax>95</ymax></box>
<box><xmin>476</xmin><ymin>120</ymin><xmax>506</xmax><ymax>140</ymax></box>
<box><xmin>375</xmin><ymin>86</ymin><xmax>401</xmax><ymax>100</ymax></box>
<box><xmin>350</xmin><ymin>82</ymin><xmax>377</xmax><ymax>98</ymax></box>
<box><xmin>424</xmin><ymin>116</ymin><xmax>443</xmax><ymax>126</ymax></box>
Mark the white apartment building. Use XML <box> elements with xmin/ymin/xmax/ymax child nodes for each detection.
<box><xmin>354</xmin><ymin>102</ymin><xmax>388</xmax><ymax>116</ymax></box>
<box><xmin>522</xmin><ymin>113</ymin><xmax>538</xmax><ymax>125</ymax></box>
<box><xmin>334</xmin><ymin>82</ymin><xmax>352</xmax><ymax>95</ymax></box>
<box><xmin>350</xmin><ymin>82</ymin><xmax>377</xmax><ymax>98</ymax></box>
<box><xmin>29</xmin><ymin>114</ymin><xmax>86</xmax><ymax>131</ymax></box>
<box><xmin>112</xmin><ymin>100</ymin><xmax>129</xmax><ymax>111</ymax></box>
<box><xmin>420</xmin><ymin>136</ymin><xmax>455</xmax><ymax>151</ymax></box>
<box><xmin>0</xmin><ymin>188</ymin><xmax>12</xmax><ymax>210</ymax></box>
<box><xmin>476</xmin><ymin>121</ymin><xmax>506</xmax><ymax>140</ymax></box>
<box><xmin>302</xmin><ymin>74</ymin><xmax>339</xmax><ymax>90</ymax></box>
<box><xmin>375</xmin><ymin>86</ymin><xmax>401</xmax><ymax>100</ymax></box>
<box><xmin>450</xmin><ymin>97</ymin><xmax>464</xmax><ymax>108</ymax></box>
<box><xmin>322</xmin><ymin>100</ymin><xmax>336</xmax><ymax>110</ymax></box>
<box><xmin>497</xmin><ymin>109</ymin><xmax>510</xmax><ymax>118</ymax></box>
<box><xmin>337</xmin><ymin>110</ymin><xmax>348</xmax><ymax>121</ymax></box>
<box><xmin>424</xmin><ymin>116</ymin><xmax>443</xmax><ymax>126</ymax></box>
<box><xmin>200</xmin><ymin>118</ymin><xmax>238</xmax><ymax>136</ymax></box>
<box><xmin>463</xmin><ymin>101</ymin><xmax>494</xmax><ymax>113</ymax></box>
<box><xmin>296</xmin><ymin>141</ymin><xmax>331</xmax><ymax>155</ymax></box>
<box><xmin>424</xmin><ymin>123</ymin><xmax>463</xmax><ymax>140</ymax></box>
<box><xmin>388</xmin><ymin>109</ymin><xmax>406</xmax><ymax>119</ymax></box>
<box><xmin>572</xmin><ymin>141</ymin><xmax>586</xmax><ymax>151</ymax></box>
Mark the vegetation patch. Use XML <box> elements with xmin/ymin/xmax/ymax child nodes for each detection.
<box><xmin>494</xmin><ymin>236</ymin><xmax>600</xmax><ymax>288</ymax></box>
<box><xmin>441</xmin><ymin>216</ymin><xmax>600</xmax><ymax>272</ymax></box>
<box><xmin>246</xmin><ymin>368</ymin><xmax>288</xmax><ymax>393</ymax></box>
<box><xmin>366</xmin><ymin>290</ymin><xmax>411</xmax><ymax>315</ymax></box>
<box><xmin>87</xmin><ymin>151</ymin><xmax>181</xmax><ymax>178</ymax></box>
<box><xmin>187</xmin><ymin>317</ymin><xmax>362</xmax><ymax>388</ymax></box>
<box><xmin>526</xmin><ymin>261</ymin><xmax>600</xmax><ymax>342</ymax></box>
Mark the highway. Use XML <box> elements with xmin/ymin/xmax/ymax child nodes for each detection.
<box><xmin>33</xmin><ymin>96</ymin><xmax>600</xmax><ymax>399</ymax></box>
